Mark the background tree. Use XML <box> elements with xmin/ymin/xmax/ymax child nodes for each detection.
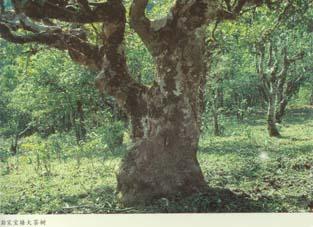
<box><xmin>211</xmin><ymin>0</ymin><xmax>313</xmax><ymax>137</ymax></box>
<box><xmin>255</xmin><ymin>41</ymin><xmax>305</xmax><ymax>136</ymax></box>
<box><xmin>253</xmin><ymin>0</ymin><xmax>312</xmax><ymax>136</ymax></box>
<box><xmin>0</xmin><ymin>40</ymin><xmax>32</xmax><ymax>155</ymax></box>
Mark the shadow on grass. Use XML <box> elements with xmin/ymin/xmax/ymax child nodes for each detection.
<box><xmin>200</xmin><ymin>137</ymin><xmax>313</xmax><ymax>157</ymax></box>
<box><xmin>283</xmin><ymin>107</ymin><xmax>313</xmax><ymax>125</ymax></box>
<box><xmin>141</xmin><ymin>188</ymin><xmax>289</xmax><ymax>213</ymax></box>
<box><xmin>200</xmin><ymin>139</ymin><xmax>258</xmax><ymax>156</ymax></box>
<box><xmin>144</xmin><ymin>187</ymin><xmax>313</xmax><ymax>213</ymax></box>
<box><xmin>2</xmin><ymin>185</ymin><xmax>311</xmax><ymax>214</ymax></box>
<box><xmin>55</xmin><ymin>187</ymin><xmax>307</xmax><ymax>213</ymax></box>
<box><xmin>275</xmin><ymin>144</ymin><xmax>313</xmax><ymax>157</ymax></box>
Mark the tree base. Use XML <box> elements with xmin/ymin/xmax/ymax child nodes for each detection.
<box><xmin>268</xmin><ymin>127</ymin><xmax>281</xmax><ymax>137</ymax></box>
<box><xmin>116</xmin><ymin>135</ymin><xmax>206</xmax><ymax>206</ymax></box>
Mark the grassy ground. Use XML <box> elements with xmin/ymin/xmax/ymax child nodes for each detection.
<box><xmin>0</xmin><ymin>107</ymin><xmax>312</xmax><ymax>214</ymax></box>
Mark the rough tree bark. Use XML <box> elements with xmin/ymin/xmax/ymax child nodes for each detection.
<box><xmin>275</xmin><ymin>99</ymin><xmax>287</xmax><ymax>124</ymax></box>
<box><xmin>267</xmin><ymin>81</ymin><xmax>281</xmax><ymax>137</ymax></box>
<box><xmin>0</xmin><ymin>0</ymin><xmax>270</xmax><ymax>205</ymax></box>
<box><xmin>116</xmin><ymin>0</ymin><xmax>213</xmax><ymax>204</ymax></box>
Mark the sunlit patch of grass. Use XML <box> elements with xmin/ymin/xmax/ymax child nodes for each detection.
<box><xmin>0</xmin><ymin>152</ymin><xmax>122</xmax><ymax>214</ymax></box>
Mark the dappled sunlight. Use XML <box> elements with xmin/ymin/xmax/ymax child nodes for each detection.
<box><xmin>258</xmin><ymin>151</ymin><xmax>270</xmax><ymax>161</ymax></box>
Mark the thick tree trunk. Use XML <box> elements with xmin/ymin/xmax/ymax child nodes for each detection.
<box><xmin>117</xmin><ymin>114</ymin><xmax>206</xmax><ymax>205</ymax></box>
<box><xmin>117</xmin><ymin>30</ymin><xmax>207</xmax><ymax>205</ymax></box>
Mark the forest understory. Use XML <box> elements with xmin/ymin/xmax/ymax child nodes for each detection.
<box><xmin>1</xmin><ymin>107</ymin><xmax>312</xmax><ymax>214</ymax></box>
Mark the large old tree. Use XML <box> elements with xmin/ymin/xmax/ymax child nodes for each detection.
<box><xmin>0</xmin><ymin>0</ymin><xmax>277</xmax><ymax>205</ymax></box>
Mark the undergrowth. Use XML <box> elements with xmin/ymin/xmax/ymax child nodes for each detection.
<box><xmin>0</xmin><ymin>107</ymin><xmax>312</xmax><ymax>213</ymax></box>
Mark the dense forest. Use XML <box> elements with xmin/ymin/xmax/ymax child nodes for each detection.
<box><xmin>0</xmin><ymin>0</ymin><xmax>312</xmax><ymax>213</ymax></box>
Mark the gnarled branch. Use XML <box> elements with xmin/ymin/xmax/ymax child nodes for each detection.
<box><xmin>129</xmin><ymin>0</ymin><xmax>151</xmax><ymax>40</ymax></box>
<box><xmin>18</xmin><ymin>0</ymin><xmax>124</xmax><ymax>24</ymax></box>
<box><xmin>0</xmin><ymin>22</ymin><xmax>101</xmax><ymax>68</ymax></box>
<box><xmin>129</xmin><ymin>0</ymin><xmax>167</xmax><ymax>56</ymax></box>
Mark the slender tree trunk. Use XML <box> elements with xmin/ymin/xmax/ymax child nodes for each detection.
<box><xmin>217</xmin><ymin>86</ymin><xmax>224</xmax><ymax>107</ymax></box>
<box><xmin>214</xmin><ymin>86</ymin><xmax>222</xmax><ymax>136</ymax></box>
<box><xmin>275</xmin><ymin>98</ymin><xmax>288</xmax><ymax>123</ymax></box>
<box><xmin>10</xmin><ymin>121</ymin><xmax>20</xmax><ymax>156</ymax></box>
<box><xmin>117</xmin><ymin>30</ymin><xmax>207</xmax><ymax>205</ymax></box>
<box><xmin>275</xmin><ymin>76</ymin><xmax>285</xmax><ymax>124</ymax></box>
<box><xmin>213</xmin><ymin>111</ymin><xmax>220</xmax><ymax>136</ymax></box>
<box><xmin>212</xmin><ymin>91</ymin><xmax>220</xmax><ymax>136</ymax></box>
<box><xmin>308</xmin><ymin>84</ymin><xmax>313</xmax><ymax>106</ymax></box>
<box><xmin>74</xmin><ymin>100</ymin><xmax>86</xmax><ymax>144</ymax></box>
<box><xmin>10</xmin><ymin>135</ymin><xmax>18</xmax><ymax>156</ymax></box>
<box><xmin>113</xmin><ymin>103</ymin><xmax>127</xmax><ymax>146</ymax></box>
<box><xmin>267</xmin><ymin>92</ymin><xmax>281</xmax><ymax>137</ymax></box>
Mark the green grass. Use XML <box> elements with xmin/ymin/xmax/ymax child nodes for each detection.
<box><xmin>198</xmin><ymin>107</ymin><xmax>313</xmax><ymax>212</ymax></box>
<box><xmin>1</xmin><ymin>107</ymin><xmax>312</xmax><ymax>213</ymax></box>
